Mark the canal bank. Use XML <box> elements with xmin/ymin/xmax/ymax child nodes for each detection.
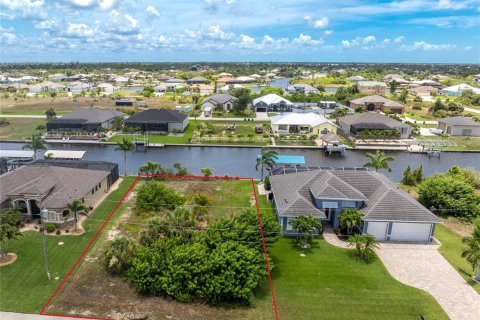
<box><xmin>1</xmin><ymin>141</ymin><xmax>479</xmax><ymax>181</ymax></box>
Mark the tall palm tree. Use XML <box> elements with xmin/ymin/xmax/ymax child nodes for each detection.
<box><xmin>462</xmin><ymin>219</ymin><xmax>480</xmax><ymax>281</ymax></box>
<box><xmin>363</xmin><ymin>150</ymin><xmax>395</xmax><ymax>172</ymax></box>
<box><xmin>67</xmin><ymin>200</ymin><xmax>90</xmax><ymax>233</ymax></box>
<box><xmin>115</xmin><ymin>138</ymin><xmax>135</xmax><ymax>176</ymax></box>
<box><xmin>22</xmin><ymin>133</ymin><xmax>46</xmax><ymax>160</ymax></box>
<box><xmin>255</xmin><ymin>147</ymin><xmax>278</xmax><ymax>181</ymax></box>
<box><xmin>139</xmin><ymin>161</ymin><xmax>160</xmax><ymax>178</ymax></box>
<box><xmin>338</xmin><ymin>208</ymin><xmax>364</xmax><ymax>235</ymax></box>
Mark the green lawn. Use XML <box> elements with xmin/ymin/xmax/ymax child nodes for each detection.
<box><xmin>435</xmin><ymin>224</ymin><xmax>480</xmax><ymax>294</ymax></box>
<box><xmin>211</xmin><ymin>111</ymin><xmax>256</xmax><ymax>118</ymax></box>
<box><xmin>0</xmin><ymin>177</ymin><xmax>136</xmax><ymax>313</ymax></box>
<box><xmin>109</xmin><ymin>121</ymin><xmax>199</xmax><ymax>144</ymax></box>
<box><xmin>261</xmin><ymin>237</ymin><xmax>448</xmax><ymax>320</ymax></box>
<box><xmin>0</xmin><ymin>118</ymin><xmax>46</xmax><ymax>140</ymax></box>
<box><xmin>404</xmin><ymin>112</ymin><xmax>437</xmax><ymax>121</ymax></box>
<box><xmin>421</xmin><ymin>135</ymin><xmax>480</xmax><ymax>151</ymax></box>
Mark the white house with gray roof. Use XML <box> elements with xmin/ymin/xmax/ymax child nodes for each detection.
<box><xmin>437</xmin><ymin>116</ymin><xmax>480</xmax><ymax>136</ymax></box>
<box><xmin>200</xmin><ymin>94</ymin><xmax>237</xmax><ymax>111</ymax></box>
<box><xmin>269</xmin><ymin>169</ymin><xmax>440</xmax><ymax>242</ymax></box>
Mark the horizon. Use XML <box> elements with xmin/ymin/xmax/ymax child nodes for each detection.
<box><xmin>1</xmin><ymin>0</ymin><xmax>480</xmax><ymax>63</ymax></box>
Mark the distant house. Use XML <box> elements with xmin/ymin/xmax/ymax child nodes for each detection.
<box><xmin>339</xmin><ymin>112</ymin><xmax>412</xmax><ymax>139</ymax></box>
<box><xmin>97</xmin><ymin>83</ymin><xmax>116</xmax><ymax>94</ymax></box>
<box><xmin>218</xmin><ymin>84</ymin><xmax>244</xmax><ymax>93</ymax></box>
<box><xmin>46</xmin><ymin>108</ymin><xmax>124</xmax><ymax>132</ymax></box>
<box><xmin>29</xmin><ymin>81</ymin><xmax>64</xmax><ymax>93</ymax></box>
<box><xmin>409</xmin><ymin>86</ymin><xmax>438</xmax><ymax>97</ymax></box>
<box><xmin>124</xmin><ymin>109</ymin><xmax>188</xmax><ymax>133</ymax></box>
<box><xmin>357</xmin><ymin>81</ymin><xmax>387</xmax><ymax>95</ymax></box>
<box><xmin>348</xmin><ymin>95</ymin><xmax>405</xmax><ymax>114</ymax></box>
<box><xmin>48</xmin><ymin>73</ymin><xmax>67</xmax><ymax>82</ymax></box>
<box><xmin>346</xmin><ymin>75</ymin><xmax>366</xmax><ymax>82</ymax></box>
<box><xmin>384</xmin><ymin>74</ymin><xmax>403</xmax><ymax>81</ymax></box>
<box><xmin>217</xmin><ymin>72</ymin><xmax>233</xmax><ymax>77</ymax></box>
<box><xmin>286</xmin><ymin>83</ymin><xmax>320</xmax><ymax>94</ymax></box>
<box><xmin>235</xmin><ymin>76</ymin><xmax>257</xmax><ymax>83</ymax></box>
<box><xmin>0</xmin><ymin>160</ymin><xmax>118</xmax><ymax>225</ymax></box>
<box><xmin>113</xmin><ymin>76</ymin><xmax>129</xmax><ymax>83</ymax></box>
<box><xmin>410</xmin><ymin>80</ymin><xmax>442</xmax><ymax>88</ymax></box>
<box><xmin>269</xmin><ymin>169</ymin><xmax>440</xmax><ymax>242</ymax></box>
<box><xmin>437</xmin><ymin>116</ymin><xmax>480</xmax><ymax>136</ymax></box>
<box><xmin>441</xmin><ymin>84</ymin><xmax>480</xmax><ymax>96</ymax></box>
<box><xmin>192</xmin><ymin>84</ymin><xmax>214</xmax><ymax>96</ymax></box>
<box><xmin>187</xmin><ymin>77</ymin><xmax>209</xmax><ymax>84</ymax></box>
<box><xmin>115</xmin><ymin>99</ymin><xmax>134</xmax><ymax>107</ymax></box>
<box><xmin>216</xmin><ymin>77</ymin><xmax>237</xmax><ymax>86</ymax></box>
<box><xmin>65</xmin><ymin>81</ymin><xmax>92</xmax><ymax>93</ymax></box>
<box><xmin>158</xmin><ymin>74</ymin><xmax>172</xmax><ymax>81</ymax></box>
<box><xmin>165</xmin><ymin>78</ymin><xmax>186</xmax><ymax>84</ymax></box>
<box><xmin>252</xmin><ymin>94</ymin><xmax>293</xmax><ymax>112</ymax></box>
<box><xmin>270</xmin><ymin>112</ymin><xmax>337</xmax><ymax>136</ymax></box>
<box><xmin>200</xmin><ymin>94</ymin><xmax>237</xmax><ymax>112</ymax></box>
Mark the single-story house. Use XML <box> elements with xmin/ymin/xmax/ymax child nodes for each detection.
<box><xmin>46</xmin><ymin>108</ymin><xmax>124</xmax><ymax>132</ymax></box>
<box><xmin>339</xmin><ymin>112</ymin><xmax>412</xmax><ymax>139</ymax></box>
<box><xmin>287</xmin><ymin>83</ymin><xmax>320</xmax><ymax>95</ymax></box>
<box><xmin>192</xmin><ymin>84</ymin><xmax>214</xmax><ymax>96</ymax></box>
<box><xmin>357</xmin><ymin>81</ymin><xmax>387</xmax><ymax>95</ymax></box>
<box><xmin>346</xmin><ymin>76</ymin><xmax>366</xmax><ymax>82</ymax></box>
<box><xmin>200</xmin><ymin>94</ymin><xmax>237</xmax><ymax>111</ymax></box>
<box><xmin>48</xmin><ymin>74</ymin><xmax>67</xmax><ymax>82</ymax></box>
<box><xmin>408</xmin><ymin>86</ymin><xmax>439</xmax><ymax>96</ymax></box>
<box><xmin>218</xmin><ymin>84</ymin><xmax>243</xmax><ymax>93</ymax></box>
<box><xmin>410</xmin><ymin>80</ymin><xmax>442</xmax><ymax>88</ymax></box>
<box><xmin>437</xmin><ymin>116</ymin><xmax>480</xmax><ymax>136</ymax></box>
<box><xmin>97</xmin><ymin>83</ymin><xmax>116</xmax><ymax>94</ymax></box>
<box><xmin>113</xmin><ymin>76</ymin><xmax>129</xmax><ymax>83</ymax></box>
<box><xmin>216</xmin><ymin>77</ymin><xmax>237</xmax><ymax>86</ymax></box>
<box><xmin>29</xmin><ymin>81</ymin><xmax>64</xmax><ymax>93</ymax></box>
<box><xmin>253</xmin><ymin>94</ymin><xmax>293</xmax><ymax>112</ymax></box>
<box><xmin>187</xmin><ymin>77</ymin><xmax>209</xmax><ymax>84</ymax></box>
<box><xmin>217</xmin><ymin>72</ymin><xmax>233</xmax><ymax>77</ymax></box>
<box><xmin>348</xmin><ymin>95</ymin><xmax>405</xmax><ymax>114</ymax></box>
<box><xmin>0</xmin><ymin>160</ymin><xmax>118</xmax><ymax>225</ymax></box>
<box><xmin>441</xmin><ymin>84</ymin><xmax>480</xmax><ymax>97</ymax></box>
<box><xmin>165</xmin><ymin>78</ymin><xmax>186</xmax><ymax>84</ymax></box>
<box><xmin>384</xmin><ymin>74</ymin><xmax>403</xmax><ymax>81</ymax></box>
<box><xmin>65</xmin><ymin>81</ymin><xmax>92</xmax><ymax>93</ymax></box>
<box><xmin>270</xmin><ymin>112</ymin><xmax>337</xmax><ymax>136</ymax></box>
<box><xmin>269</xmin><ymin>169</ymin><xmax>441</xmax><ymax>242</ymax></box>
<box><xmin>236</xmin><ymin>76</ymin><xmax>257</xmax><ymax>83</ymax></box>
<box><xmin>158</xmin><ymin>74</ymin><xmax>172</xmax><ymax>81</ymax></box>
<box><xmin>124</xmin><ymin>109</ymin><xmax>188</xmax><ymax>133</ymax></box>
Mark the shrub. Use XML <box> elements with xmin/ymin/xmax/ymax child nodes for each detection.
<box><xmin>56</xmin><ymin>229</ymin><xmax>61</xmax><ymax>235</ymax></box>
<box><xmin>104</xmin><ymin>236</ymin><xmax>136</xmax><ymax>275</ymax></box>
<box><xmin>264</xmin><ymin>176</ymin><xmax>271</xmax><ymax>190</ymax></box>
<box><xmin>65</xmin><ymin>229</ymin><xmax>70</xmax><ymax>233</ymax></box>
<box><xmin>136</xmin><ymin>181</ymin><xmax>185</xmax><ymax>213</ymax></box>
<box><xmin>45</xmin><ymin>223</ymin><xmax>56</xmax><ymax>233</ymax></box>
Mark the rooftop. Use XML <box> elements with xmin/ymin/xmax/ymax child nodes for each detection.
<box><xmin>438</xmin><ymin>116</ymin><xmax>480</xmax><ymax>126</ymax></box>
<box><xmin>125</xmin><ymin>109</ymin><xmax>187</xmax><ymax>123</ymax></box>
<box><xmin>270</xmin><ymin>112</ymin><xmax>336</xmax><ymax>127</ymax></box>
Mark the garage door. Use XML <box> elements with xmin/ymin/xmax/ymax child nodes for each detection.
<box><xmin>390</xmin><ymin>223</ymin><xmax>431</xmax><ymax>242</ymax></box>
<box><xmin>366</xmin><ymin>222</ymin><xmax>388</xmax><ymax>241</ymax></box>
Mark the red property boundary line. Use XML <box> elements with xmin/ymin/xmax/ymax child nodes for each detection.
<box><xmin>39</xmin><ymin>174</ymin><xmax>279</xmax><ymax>320</ymax></box>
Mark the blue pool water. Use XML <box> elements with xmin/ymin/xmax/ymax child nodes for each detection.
<box><xmin>274</xmin><ymin>155</ymin><xmax>306</xmax><ymax>164</ymax></box>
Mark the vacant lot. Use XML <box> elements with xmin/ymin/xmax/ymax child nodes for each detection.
<box><xmin>0</xmin><ymin>118</ymin><xmax>47</xmax><ymax>140</ymax></box>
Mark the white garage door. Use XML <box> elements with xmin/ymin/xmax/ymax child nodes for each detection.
<box><xmin>390</xmin><ymin>223</ymin><xmax>432</xmax><ymax>242</ymax></box>
<box><xmin>366</xmin><ymin>222</ymin><xmax>388</xmax><ymax>241</ymax></box>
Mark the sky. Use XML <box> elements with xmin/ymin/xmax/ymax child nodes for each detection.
<box><xmin>0</xmin><ymin>0</ymin><xmax>479</xmax><ymax>63</ymax></box>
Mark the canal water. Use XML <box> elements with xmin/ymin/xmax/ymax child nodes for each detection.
<box><xmin>1</xmin><ymin>142</ymin><xmax>479</xmax><ymax>181</ymax></box>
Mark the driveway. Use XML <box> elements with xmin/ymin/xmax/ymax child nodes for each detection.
<box><xmin>377</xmin><ymin>243</ymin><xmax>480</xmax><ymax>320</ymax></box>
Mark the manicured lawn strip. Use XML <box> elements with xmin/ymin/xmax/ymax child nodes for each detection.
<box><xmin>211</xmin><ymin>111</ymin><xmax>256</xmax><ymax>118</ymax></box>
<box><xmin>421</xmin><ymin>136</ymin><xmax>480</xmax><ymax>151</ymax></box>
<box><xmin>260</xmin><ymin>237</ymin><xmax>448</xmax><ymax>320</ymax></box>
<box><xmin>0</xmin><ymin>118</ymin><xmax>46</xmax><ymax>140</ymax></box>
<box><xmin>435</xmin><ymin>224</ymin><xmax>480</xmax><ymax>294</ymax></box>
<box><xmin>0</xmin><ymin>177</ymin><xmax>136</xmax><ymax>313</ymax></box>
<box><xmin>109</xmin><ymin>121</ymin><xmax>199</xmax><ymax>144</ymax></box>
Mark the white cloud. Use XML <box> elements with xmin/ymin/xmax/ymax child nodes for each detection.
<box><xmin>238</xmin><ymin>34</ymin><xmax>255</xmax><ymax>48</ymax></box>
<box><xmin>362</xmin><ymin>35</ymin><xmax>376</xmax><ymax>44</ymax></box>
<box><xmin>382</xmin><ymin>38</ymin><xmax>391</xmax><ymax>44</ymax></box>
<box><xmin>35</xmin><ymin>19</ymin><xmax>55</xmax><ymax>29</ymax></box>
<box><xmin>394</xmin><ymin>36</ymin><xmax>405</xmax><ymax>43</ymax></box>
<box><xmin>107</xmin><ymin>10</ymin><xmax>140</xmax><ymax>35</ymax></box>
<box><xmin>324</xmin><ymin>30</ymin><xmax>333</xmax><ymax>35</ymax></box>
<box><xmin>409</xmin><ymin>15</ymin><xmax>480</xmax><ymax>28</ymax></box>
<box><xmin>65</xmin><ymin>22</ymin><xmax>95</xmax><ymax>38</ymax></box>
<box><xmin>0</xmin><ymin>12</ymin><xmax>15</xmax><ymax>19</ymax></box>
<box><xmin>435</xmin><ymin>0</ymin><xmax>468</xmax><ymax>10</ymax></box>
<box><xmin>146</xmin><ymin>5</ymin><xmax>161</xmax><ymax>17</ymax></box>
<box><xmin>0</xmin><ymin>26</ymin><xmax>18</xmax><ymax>45</ymax></box>
<box><xmin>59</xmin><ymin>0</ymin><xmax>116</xmax><ymax>10</ymax></box>
<box><xmin>305</xmin><ymin>15</ymin><xmax>330</xmax><ymax>29</ymax></box>
<box><xmin>341</xmin><ymin>40</ymin><xmax>352</xmax><ymax>48</ymax></box>
<box><xmin>402</xmin><ymin>41</ymin><xmax>456</xmax><ymax>51</ymax></box>
<box><xmin>293</xmin><ymin>33</ymin><xmax>323</xmax><ymax>46</ymax></box>
<box><xmin>0</xmin><ymin>0</ymin><xmax>45</xmax><ymax>19</ymax></box>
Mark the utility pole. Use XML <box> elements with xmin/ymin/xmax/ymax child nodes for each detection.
<box><xmin>40</xmin><ymin>209</ymin><xmax>51</xmax><ymax>280</ymax></box>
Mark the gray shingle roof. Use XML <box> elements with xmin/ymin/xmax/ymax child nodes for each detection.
<box><xmin>48</xmin><ymin>108</ymin><xmax>124</xmax><ymax>125</ymax></box>
<box><xmin>201</xmin><ymin>94</ymin><xmax>236</xmax><ymax>105</ymax></box>
<box><xmin>438</xmin><ymin>116</ymin><xmax>480</xmax><ymax>127</ymax></box>
<box><xmin>339</xmin><ymin>112</ymin><xmax>410</xmax><ymax>129</ymax></box>
<box><xmin>0</xmin><ymin>165</ymin><xmax>109</xmax><ymax>209</ymax></box>
<box><xmin>270</xmin><ymin>170</ymin><xmax>441</xmax><ymax>223</ymax></box>
<box><xmin>349</xmin><ymin>95</ymin><xmax>404</xmax><ymax>108</ymax></box>
<box><xmin>124</xmin><ymin>109</ymin><xmax>187</xmax><ymax>123</ymax></box>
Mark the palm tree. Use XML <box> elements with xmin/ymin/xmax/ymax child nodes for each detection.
<box><xmin>462</xmin><ymin>219</ymin><xmax>480</xmax><ymax>281</ymax></box>
<box><xmin>346</xmin><ymin>234</ymin><xmax>364</xmax><ymax>258</ymax></box>
<box><xmin>22</xmin><ymin>133</ymin><xmax>46</xmax><ymax>160</ymax></box>
<box><xmin>115</xmin><ymin>138</ymin><xmax>135</xmax><ymax>176</ymax></box>
<box><xmin>338</xmin><ymin>208</ymin><xmax>364</xmax><ymax>235</ymax></box>
<box><xmin>290</xmin><ymin>215</ymin><xmax>323</xmax><ymax>248</ymax></box>
<box><xmin>0</xmin><ymin>224</ymin><xmax>23</xmax><ymax>261</ymax></box>
<box><xmin>347</xmin><ymin>233</ymin><xmax>379</xmax><ymax>261</ymax></box>
<box><xmin>363</xmin><ymin>150</ymin><xmax>395</xmax><ymax>172</ymax></box>
<box><xmin>139</xmin><ymin>161</ymin><xmax>160</xmax><ymax>178</ymax></box>
<box><xmin>67</xmin><ymin>200</ymin><xmax>90</xmax><ymax>233</ymax></box>
<box><xmin>255</xmin><ymin>147</ymin><xmax>278</xmax><ymax>181</ymax></box>
<box><xmin>44</xmin><ymin>152</ymin><xmax>54</xmax><ymax>160</ymax></box>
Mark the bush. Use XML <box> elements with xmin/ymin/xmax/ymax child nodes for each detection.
<box><xmin>65</xmin><ymin>229</ymin><xmax>70</xmax><ymax>233</ymax></box>
<box><xmin>105</xmin><ymin>236</ymin><xmax>136</xmax><ymax>275</ymax></box>
<box><xmin>264</xmin><ymin>176</ymin><xmax>271</xmax><ymax>190</ymax></box>
<box><xmin>45</xmin><ymin>223</ymin><xmax>56</xmax><ymax>233</ymax></box>
<box><xmin>136</xmin><ymin>181</ymin><xmax>185</xmax><ymax>213</ymax></box>
<box><xmin>56</xmin><ymin>229</ymin><xmax>61</xmax><ymax>235</ymax></box>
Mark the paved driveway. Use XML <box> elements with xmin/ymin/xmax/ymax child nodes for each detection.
<box><xmin>377</xmin><ymin>243</ymin><xmax>480</xmax><ymax>320</ymax></box>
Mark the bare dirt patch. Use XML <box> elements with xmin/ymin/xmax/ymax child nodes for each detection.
<box><xmin>442</xmin><ymin>217</ymin><xmax>474</xmax><ymax>237</ymax></box>
<box><xmin>0</xmin><ymin>253</ymin><xmax>17</xmax><ymax>267</ymax></box>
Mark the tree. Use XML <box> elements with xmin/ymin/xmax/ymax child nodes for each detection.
<box><xmin>462</xmin><ymin>218</ymin><xmax>480</xmax><ymax>281</ymax></box>
<box><xmin>331</xmin><ymin>107</ymin><xmax>349</xmax><ymax>121</ymax></box>
<box><xmin>255</xmin><ymin>147</ymin><xmax>278</xmax><ymax>181</ymax></box>
<box><xmin>173</xmin><ymin>162</ymin><xmax>190</xmax><ymax>176</ymax></box>
<box><xmin>402</xmin><ymin>165</ymin><xmax>416</xmax><ymax>186</ymax></box>
<box><xmin>289</xmin><ymin>215</ymin><xmax>323</xmax><ymax>248</ymax></box>
<box><xmin>104</xmin><ymin>236</ymin><xmax>136</xmax><ymax>275</ymax></box>
<box><xmin>139</xmin><ymin>161</ymin><xmax>160</xmax><ymax>178</ymax></box>
<box><xmin>232</xmin><ymin>88</ymin><xmax>252</xmax><ymax>114</ymax></box>
<box><xmin>135</xmin><ymin>181</ymin><xmax>185</xmax><ymax>212</ymax></box>
<box><xmin>111</xmin><ymin>116</ymin><xmax>124</xmax><ymax>131</ymax></box>
<box><xmin>399</xmin><ymin>88</ymin><xmax>408</xmax><ymax>103</ymax></box>
<box><xmin>334</xmin><ymin>87</ymin><xmax>347</xmax><ymax>102</ymax></box>
<box><xmin>338</xmin><ymin>208</ymin><xmax>364</xmax><ymax>235</ymax></box>
<box><xmin>389</xmin><ymin>80</ymin><xmax>397</xmax><ymax>94</ymax></box>
<box><xmin>200</xmin><ymin>167</ymin><xmax>213</xmax><ymax>177</ymax></box>
<box><xmin>67</xmin><ymin>200</ymin><xmax>90</xmax><ymax>233</ymax></box>
<box><xmin>115</xmin><ymin>138</ymin><xmax>135</xmax><ymax>176</ymax></box>
<box><xmin>22</xmin><ymin>133</ymin><xmax>46</xmax><ymax>160</ymax></box>
<box><xmin>45</xmin><ymin>108</ymin><xmax>57</xmax><ymax>120</ymax></box>
<box><xmin>0</xmin><ymin>224</ymin><xmax>23</xmax><ymax>261</ymax></box>
<box><xmin>347</xmin><ymin>233</ymin><xmax>379</xmax><ymax>261</ymax></box>
<box><xmin>363</xmin><ymin>150</ymin><xmax>395</xmax><ymax>172</ymax></box>
<box><xmin>44</xmin><ymin>152</ymin><xmax>54</xmax><ymax>160</ymax></box>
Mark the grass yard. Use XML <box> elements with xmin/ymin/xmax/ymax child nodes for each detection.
<box><xmin>275</xmin><ymin>139</ymin><xmax>317</xmax><ymax>146</ymax></box>
<box><xmin>211</xmin><ymin>111</ymin><xmax>256</xmax><ymax>118</ymax></box>
<box><xmin>266</xmin><ymin>237</ymin><xmax>448</xmax><ymax>320</ymax></box>
<box><xmin>0</xmin><ymin>118</ymin><xmax>47</xmax><ymax>140</ymax></box>
<box><xmin>0</xmin><ymin>177</ymin><xmax>136</xmax><ymax>313</ymax></box>
<box><xmin>434</xmin><ymin>224</ymin><xmax>480</xmax><ymax>294</ymax></box>
<box><xmin>404</xmin><ymin>111</ymin><xmax>438</xmax><ymax>121</ymax></box>
<box><xmin>423</xmin><ymin>135</ymin><xmax>480</xmax><ymax>151</ymax></box>
<box><xmin>109</xmin><ymin>121</ymin><xmax>199</xmax><ymax>144</ymax></box>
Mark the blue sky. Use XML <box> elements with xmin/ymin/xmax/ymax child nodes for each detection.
<box><xmin>0</xmin><ymin>0</ymin><xmax>479</xmax><ymax>63</ymax></box>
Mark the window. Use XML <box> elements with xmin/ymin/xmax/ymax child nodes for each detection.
<box><xmin>278</xmin><ymin>125</ymin><xmax>288</xmax><ymax>131</ymax></box>
<box><xmin>95</xmin><ymin>186</ymin><xmax>98</xmax><ymax>191</ymax></box>
<box><xmin>286</xmin><ymin>218</ymin><xmax>293</xmax><ymax>231</ymax></box>
<box><xmin>98</xmin><ymin>182</ymin><xmax>102</xmax><ymax>188</ymax></box>
<box><xmin>62</xmin><ymin>210</ymin><xmax>70</xmax><ymax>217</ymax></box>
<box><xmin>321</xmin><ymin>128</ymin><xmax>329</xmax><ymax>134</ymax></box>
<box><xmin>81</xmin><ymin>198</ymin><xmax>84</xmax><ymax>203</ymax></box>
<box><xmin>91</xmin><ymin>189</ymin><xmax>94</xmax><ymax>195</ymax></box>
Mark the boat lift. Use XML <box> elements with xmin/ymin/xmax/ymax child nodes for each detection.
<box><xmin>416</xmin><ymin>138</ymin><xmax>457</xmax><ymax>157</ymax></box>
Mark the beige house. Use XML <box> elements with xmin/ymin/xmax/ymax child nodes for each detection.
<box><xmin>437</xmin><ymin>117</ymin><xmax>480</xmax><ymax>136</ymax></box>
<box><xmin>0</xmin><ymin>163</ymin><xmax>115</xmax><ymax>226</ymax></box>
<box><xmin>348</xmin><ymin>96</ymin><xmax>405</xmax><ymax>114</ymax></box>
<box><xmin>270</xmin><ymin>112</ymin><xmax>337</xmax><ymax>136</ymax></box>
<box><xmin>357</xmin><ymin>81</ymin><xmax>387</xmax><ymax>95</ymax></box>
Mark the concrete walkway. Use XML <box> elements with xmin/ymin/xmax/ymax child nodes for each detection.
<box><xmin>465</xmin><ymin>107</ymin><xmax>480</xmax><ymax>115</ymax></box>
<box><xmin>323</xmin><ymin>230</ymin><xmax>480</xmax><ymax>320</ymax></box>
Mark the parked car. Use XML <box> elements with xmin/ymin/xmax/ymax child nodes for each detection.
<box><xmin>255</xmin><ymin>126</ymin><xmax>263</xmax><ymax>134</ymax></box>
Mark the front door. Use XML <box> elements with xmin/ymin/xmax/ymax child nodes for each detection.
<box><xmin>28</xmin><ymin>199</ymin><xmax>41</xmax><ymax>220</ymax></box>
